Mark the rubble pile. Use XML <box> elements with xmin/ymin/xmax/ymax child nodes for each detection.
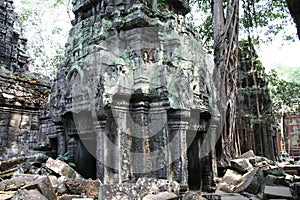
<box><xmin>0</xmin><ymin>154</ymin><xmax>182</xmax><ymax>200</ymax></box>
<box><xmin>1</xmin><ymin>151</ymin><xmax>300</xmax><ymax>199</ymax></box>
<box><xmin>212</xmin><ymin>150</ymin><xmax>298</xmax><ymax>199</ymax></box>
<box><xmin>0</xmin><ymin>154</ymin><xmax>100</xmax><ymax>200</ymax></box>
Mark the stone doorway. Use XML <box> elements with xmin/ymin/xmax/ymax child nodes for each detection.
<box><xmin>187</xmin><ymin>131</ymin><xmax>212</xmax><ymax>191</ymax></box>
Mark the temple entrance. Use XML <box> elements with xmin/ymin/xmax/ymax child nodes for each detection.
<box><xmin>187</xmin><ymin>132</ymin><xmax>201</xmax><ymax>190</ymax></box>
<box><xmin>187</xmin><ymin>131</ymin><xmax>212</xmax><ymax>191</ymax></box>
<box><xmin>74</xmin><ymin>137</ymin><xmax>97</xmax><ymax>179</ymax></box>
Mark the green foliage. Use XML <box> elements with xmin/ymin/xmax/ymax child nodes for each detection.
<box><xmin>190</xmin><ymin>0</ymin><xmax>296</xmax><ymax>51</ymax></box>
<box><xmin>57</xmin><ymin>152</ymin><xmax>76</xmax><ymax>167</ymax></box>
<box><xmin>264</xmin><ymin>69</ymin><xmax>300</xmax><ymax>114</ymax></box>
<box><xmin>14</xmin><ymin>0</ymin><xmax>72</xmax><ymax>78</ymax></box>
<box><xmin>158</xmin><ymin>0</ymin><xmax>165</xmax><ymax>7</ymax></box>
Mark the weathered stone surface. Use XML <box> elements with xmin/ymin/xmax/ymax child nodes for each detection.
<box><xmin>265</xmin><ymin>166</ymin><xmax>285</xmax><ymax>176</ymax></box>
<box><xmin>48</xmin><ymin>175</ymin><xmax>58</xmax><ymax>191</ymax></box>
<box><xmin>12</xmin><ymin>189</ymin><xmax>47</xmax><ymax>200</ymax></box>
<box><xmin>263</xmin><ymin>174</ymin><xmax>278</xmax><ymax>186</ymax></box>
<box><xmin>238</xmin><ymin>150</ymin><xmax>256</xmax><ymax>159</ymax></box>
<box><xmin>0</xmin><ymin>157</ymin><xmax>27</xmax><ymax>171</ymax></box>
<box><xmin>142</xmin><ymin>191</ymin><xmax>177</xmax><ymax>200</ymax></box>
<box><xmin>230</xmin><ymin>158</ymin><xmax>253</xmax><ymax>173</ymax></box>
<box><xmin>57</xmin><ymin>176</ymin><xmax>68</xmax><ymax>195</ymax></box>
<box><xmin>0</xmin><ymin>0</ymin><xmax>52</xmax><ymax>160</ymax></box>
<box><xmin>45</xmin><ymin>158</ymin><xmax>82</xmax><ymax>179</ymax></box>
<box><xmin>50</xmin><ymin>0</ymin><xmax>212</xmax><ymax>187</ymax></box>
<box><xmin>263</xmin><ymin>186</ymin><xmax>292</xmax><ymax>198</ymax></box>
<box><xmin>0</xmin><ymin>0</ymin><xmax>29</xmax><ymax>74</ymax></box>
<box><xmin>233</xmin><ymin>168</ymin><xmax>264</xmax><ymax>194</ymax></box>
<box><xmin>100</xmin><ymin>178</ymin><xmax>180</xmax><ymax>199</ymax></box>
<box><xmin>22</xmin><ymin>176</ymin><xmax>57</xmax><ymax>200</ymax></box>
<box><xmin>58</xmin><ymin>194</ymin><xmax>82</xmax><ymax>200</ymax></box>
<box><xmin>65</xmin><ymin>178</ymin><xmax>101</xmax><ymax>198</ymax></box>
<box><xmin>0</xmin><ymin>174</ymin><xmax>38</xmax><ymax>191</ymax></box>
<box><xmin>205</xmin><ymin>192</ymin><xmax>249</xmax><ymax>200</ymax></box>
<box><xmin>222</xmin><ymin>169</ymin><xmax>242</xmax><ymax>185</ymax></box>
<box><xmin>0</xmin><ymin>191</ymin><xmax>16</xmax><ymax>200</ymax></box>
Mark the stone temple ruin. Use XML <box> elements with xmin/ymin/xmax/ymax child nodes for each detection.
<box><xmin>0</xmin><ymin>0</ymin><xmax>284</xmax><ymax>196</ymax></box>
<box><xmin>50</xmin><ymin>0</ymin><xmax>213</xmax><ymax>190</ymax></box>
<box><xmin>0</xmin><ymin>0</ymin><xmax>51</xmax><ymax>158</ymax></box>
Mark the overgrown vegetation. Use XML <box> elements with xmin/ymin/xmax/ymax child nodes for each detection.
<box><xmin>14</xmin><ymin>0</ymin><xmax>73</xmax><ymax>78</ymax></box>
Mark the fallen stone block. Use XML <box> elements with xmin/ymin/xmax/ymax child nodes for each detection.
<box><xmin>142</xmin><ymin>191</ymin><xmax>177</xmax><ymax>200</ymax></box>
<box><xmin>230</xmin><ymin>158</ymin><xmax>253</xmax><ymax>173</ymax></box>
<box><xmin>58</xmin><ymin>194</ymin><xmax>81</xmax><ymax>200</ymax></box>
<box><xmin>0</xmin><ymin>174</ymin><xmax>38</xmax><ymax>191</ymax></box>
<box><xmin>22</xmin><ymin>176</ymin><xmax>57</xmax><ymax>200</ymax></box>
<box><xmin>0</xmin><ymin>191</ymin><xmax>16</xmax><ymax>200</ymax></box>
<box><xmin>48</xmin><ymin>175</ymin><xmax>58</xmax><ymax>191</ymax></box>
<box><xmin>72</xmin><ymin>199</ymin><xmax>94</xmax><ymax>200</ymax></box>
<box><xmin>57</xmin><ymin>176</ymin><xmax>67</xmax><ymax>195</ymax></box>
<box><xmin>238</xmin><ymin>150</ymin><xmax>256</xmax><ymax>159</ymax></box>
<box><xmin>0</xmin><ymin>157</ymin><xmax>27</xmax><ymax>171</ymax></box>
<box><xmin>216</xmin><ymin>182</ymin><xmax>234</xmax><ymax>193</ymax></box>
<box><xmin>45</xmin><ymin>158</ymin><xmax>82</xmax><ymax>179</ymax></box>
<box><xmin>263</xmin><ymin>186</ymin><xmax>292</xmax><ymax>199</ymax></box>
<box><xmin>233</xmin><ymin>167</ymin><xmax>264</xmax><ymax>194</ymax></box>
<box><xmin>250</xmin><ymin>156</ymin><xmax>273</xmax><ymax>167</ymax></box>
<box><xmin>264</xmin><ymin>175</ymin><xmax>278</xmax><ymax>186</ymax></box>
<box><xmin>204</xmin><ymin>193</ymin><xmax>249</xmax><ymax>200</ymax></box>
<box><xmin>136</xmin><ymin>178</ymin><xmax>180</xmax><ymax>195</ymax></box>
<box><xmin>65</xmin><ymin>178</ymin><xmax>101</xmax><ymax>198</ymax></box>
<box><xmin>265</xmin><ymin>166</ymin><xmax>285</xmax><ymax>177</ymax></box>
<box><xmin>222</xmin><ymin>169</ymin><xmax>242</xmax><ymax>185</ymax></box>
<box><xmin>12</xmin><ymin>189</ymin><xmax>47</xmax><ymax>200</ymax></box>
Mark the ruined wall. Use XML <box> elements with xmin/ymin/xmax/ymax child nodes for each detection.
<box><xmin>51</xmin><ymin>0</ymin><xmax>213</xmax><ymax>190</ymax></box>
<box><xmin>0</xmin><ymin>0</ymin><xmax>52</xmax><ymax>159</ymax></box>
<box><xmin>0</xmin><ymin>0</ymin><xmax>29</xmax><ymax>74</ymax></box>
<box><xmin>236</xmin><ymin>41</ymin><xmax>278</xmax><ymax>160</ymax></box>
<box><xmin>0</xmin><ymin>72</ymin><xmax>51</xmax><ymax>158</ymax></box>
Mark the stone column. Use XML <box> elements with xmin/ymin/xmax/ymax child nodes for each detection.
<box><xmin>168</xmin><ymin>110</ymin><xmax>189</xmax><ymax>185</ymax></box>
<box><xmin>94</xmin><ymin>119</ymin><xmax>106</xmax><ymax>183</ymax></box>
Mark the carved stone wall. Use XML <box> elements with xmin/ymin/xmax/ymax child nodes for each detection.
<box><xmin>50</xmin><ymin>0</ymin><xmax>212</xmax><ymax>189</ymax></box>
<box><xmin>0</xmin><ymin>72</ymin><xmax>51</xmax><ymax>159</ymax></box>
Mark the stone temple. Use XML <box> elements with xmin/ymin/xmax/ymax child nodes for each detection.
<box><xmin>50</xmin><ymin>0</ymin><xmax>213</xmax><ymax>190</ymax></box>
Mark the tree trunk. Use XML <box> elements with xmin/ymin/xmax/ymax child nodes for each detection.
<box><xmin>208</xmin><ymin>0</ymin><xmax>239</xmax><ymax>179</ymax></box>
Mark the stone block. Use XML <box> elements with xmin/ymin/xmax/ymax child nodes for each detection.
<box><xmin>0</xmin><ymin>157</ymin><xmax>27</xmax><ymax>171</ymax></box>
<box><xmin>58</xmin><ymin>195</ymin><xmax>81</xmax><ymax>200</ymax></box>
<box><xmin>72</xmin><ymin>199</ymin><xmax>94</xmax><ymax>200</ymax></box>
<box><xmin>48</xmin><ymin>175</ymin><xmax>58</xmax><ymax>191</ymax></box>
<box><xmin>263</xmin><ymin>186</ymin><xmax>292</xmax><ymax>198</ymax></box>
<box><xmin>265</xmin><ymin>166</ymin><xmax>285</xmax><ymax>177</ymax></box>
<box><xmin>230</xmin><ymin>158</ymin><xmax>253</xmax><ymax>173</ymax></box>
<box><xmin>22</xmin><ymin>176</ymin><xmax>57</xmax><ymax>200</ymax></box>
<box><xmin>57</xmin><ymin>176</ymin><xmax>67</xmax><ymax>195</ymax></box>
<box><xmin>238</xmin><ymin>150</ymin><xmax>256</xmax><ymax>159</ymax></box>
<box><xmin>0</xmin><ymin>174</ymin><xmax>38</xmax><ymax>191</ymax></box>
<box><xmin>12</xmin><ymin>189</ymin><xmax>47</xmax><ymax>200</ymax></box>
<box><xmin>205</xmin><ymin>193</ymin><xmax>249</xmax><ymax>200</ymax></box>
<box><xmin>142</xmin><ymin>191</ymin><xmax>177</xmax><ymax>200</ymax></box>
<box><xmin>65</xmin><ymin>178</ymin><xmax>101</xmax><ymax>198</ymax></box>
<box><xmin>233</xmin><ymin>167</ymin><xmax>264</xmax><ymax>194</ymax></box>
<box><xmin>45</xmin><ymin>158</ymin><xmax>82</xmax><ymax>179</ymax></box>
<box><xmin>0</xmin><ymin>191</ymin><xmax>16</xmax><ymax>200</ymax></box>
<box><xmin>263</xmin><ymin>174</ymin><xmax>277</xmax><ymax>186</ymax></box>
<box><xmin>222</xmin><ymin>169</ymin><xmax>242</xmax><ymax>185</ymax></box>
